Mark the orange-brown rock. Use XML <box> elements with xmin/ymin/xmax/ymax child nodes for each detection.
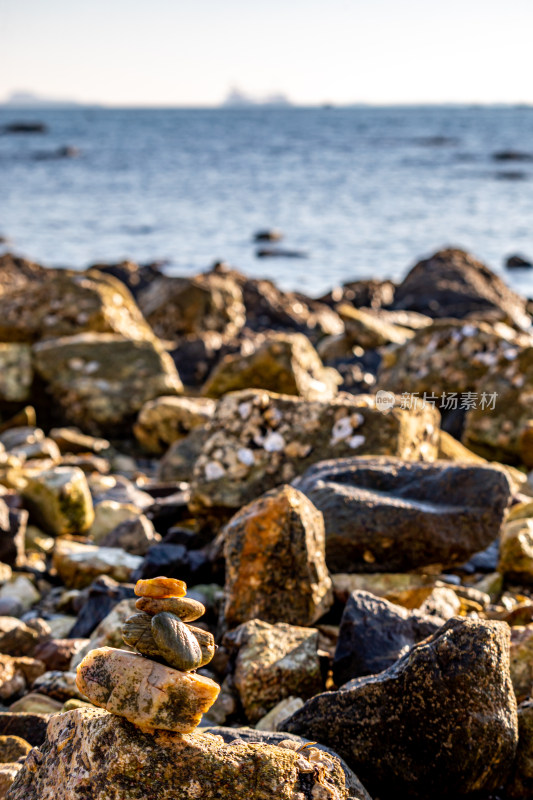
<box><xmin>134</xmin><ymin>577</ymin><xmax>187</xmax><ymax>598</ymax></box>
<box><xmin>223</xmin><ymin>485</ymin><xmax>333</xmax><ymax>628</ymax></box>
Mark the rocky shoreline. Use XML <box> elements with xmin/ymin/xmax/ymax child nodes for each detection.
<box><xmin>0</xmin><ymin>247</ymin><xmax>530</xmax><ymax>797</ymax></box>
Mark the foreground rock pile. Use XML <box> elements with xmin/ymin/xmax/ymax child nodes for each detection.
<box><xmin>0</xmin><ymin>247</ymin><xmax>530</xmax><ymax>798</ymax></box>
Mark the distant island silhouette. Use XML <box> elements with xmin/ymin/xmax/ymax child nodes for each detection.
<box><xmin>0</xmin><ymin>90</ymin><xmax>86</xmax><ymax>108</ymax></box>
<box><xmin>221</xmin><ymin>87</ymin><xmax>292</xmax><ymax>107</ymax></box>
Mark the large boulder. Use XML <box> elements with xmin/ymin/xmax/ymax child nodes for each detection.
<box><xmin>190</xmin><ymin>390</ymin><xmax>440</xmax><ymax>512</ymax></box>
<box><xmin>333</xmin><ymin>590</ymin><xmax>443</xmax><ymax>685</ymax></box>
<box><xmin>0</xmin><ymin>271</ymin><xmax>154</xmax><ymax>343</ymax></box>
<box><xmin>222</xmin><ymin>484</ymin><xmax>333</xmax><ymax>628</ymax></box>
<box><xmin>293</xmin><ymin>457</ymin><xmax>512</xmax><ymax>572</ymax></box>
<box><xmin>139</xmin><ymin>272</ymin><xmax>246</xmax><ymax>342</ymax></box>
<box><xmin>0</xmin><ymin>253</ymin><xmax>47</xmax><ymax>296</ymax></box>
<box><xmin>391</xmin><ymin>248</ymin><xmax>530</xmax><ymax>328</ymax></box>
<box><xmin>224</xmin><ymin>619</ymin><xmax>323</xmax><ymax>724</ymax></box>
<box><xmin>284</xmin><ymin>617</ymin><xmax>518</xmax><ymax>799</ymax></box>
<box><xmin>202</xmin><ymin>333</ymin><xmax>341</xmax><ymax>401</ymax></box>
<box><xmin>33</xmin><ymin>333</ymin><xmax>183</xmax><ymax>434</ymax></box>
<box><xmin>53</xmin><ymin>540</ymin><xmax>142</xmax><ymax>589</ymax></box>
<box><xmin>7</xmin><ymin>706</ymin><xmax>357</xmax><ymax>800</ymax></box>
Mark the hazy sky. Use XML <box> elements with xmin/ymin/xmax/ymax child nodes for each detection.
<box><xmin>1</xmin><ymin>0</ymin><xmax>532</xmax><ymax>106</ymax></box>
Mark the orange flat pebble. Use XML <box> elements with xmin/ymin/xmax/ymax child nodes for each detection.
<box><xmin>134</xmin><ymin>577</ymin><xmax>187</xmax><ymax>598</ymax></box>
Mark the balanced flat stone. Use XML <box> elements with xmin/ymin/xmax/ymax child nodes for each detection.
<box><xmin>75</xmin><ymin>647</ymin><xmax>219</xmax><ymax>733</ymax></box>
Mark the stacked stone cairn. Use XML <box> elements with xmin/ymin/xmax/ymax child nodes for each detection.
<box><xmin>75</xmin><ymin>576</ymin><xmax>220</xmax><ymax>732</ymax></box>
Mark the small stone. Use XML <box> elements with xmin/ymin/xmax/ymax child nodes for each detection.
<box><xmin>135</xmin><ymin>595</ymin><xmax>205</xmax><ymax>621</ymax></box>
<box><xmin>499</xmin><ymin>519</ymin><xmax>533</xmax><ymax>583</ymax></box>
<box><xmin>76</xmin><ymin>647</ymin><xmax>220</xmax><ymax>732</ymax></box>
<box><xmin>121</xmin><ymin>612</ymin><xmax>161</xmax><ymax>658</ymax></box>
<box><xmin>33</xmin><ymin>638</ymin><xmax>90</xmax><ymax>672</ymax></box>
<box><xmin>134</xmin><ymin>577</ymin><xmax>187</xmax><ymax>598</ymax></box>
<box><xmin>89</xmin><ymin>501</ymin><xmax>139</xmax><ymax>544</ymax></box>
<box><xmin>506</xmin><ymin>700</ymin><xmax>533</xmax><ymax>799</ymax></box>
<box><xmin>0</xmin><ymin>575</ymin><xmax>41</xmax><ymax>611</ymax></box>
<box><xmin>0</xmin><ymin>762</ymin><xmax>23</xmax><ymax>796</ymax></box>
<box><xmin>0</xmin><ymin>617</ymin><xmax>41</xmax><ymax>657</ymax></box>
<box><xmin>22</xmin><ymin>466</ymin><xmax>94</xmax><ymax>536</ymax></box>
<box><xmin>0</xmin><ymin>654</ymin><xmax>46</xmax><ymax>700</ymax></box>
<box><xmin>9</xmin><ymin>693</ymin><xmax>63</xmax><ymax>714</ymax></box>
<box><xmin>53</xmin><ymin>540</ymin><xmax>142</xmax><ymax>589</ymax></box>
<box><xmin>0</xmin><ymin>734</ymin><xmax>31</xmax><ymax>762</ymax></box>
<box><xmin>99</xmin><ymin>515</ymin><xmax>160</xmax><ymax>556</ymax></box>
<box><xmin>151</xmin><ymin>613</ymin><xmax>203</xmax><ymax>671</ymax></box>
<box><xmin>255</xmin><ymin>697</ymin><xmax>304</xmax><ymax>731</ymax></box>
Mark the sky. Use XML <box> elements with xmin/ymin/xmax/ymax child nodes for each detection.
<box><xmin>1</xmin><ymin>0</ymin><xmax>533</xmax><ymax>107</ymax></box>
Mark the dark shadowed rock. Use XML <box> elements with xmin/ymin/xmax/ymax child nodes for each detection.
<box><xmin>0</xmin><ymin>499</ymin><xmax>26</xmax><ymax>567</ymax></box>
<box><xmin>293</xmin><ymin>456</ymin><xmax>512</xmax><ymax>572</ymax></box>
<box><xmin>222</xmin><ymin>484</ymin><xmax>332</xmax><ymax>628</ymax></box>
<box><xmin>68</xmin><ymin>576</ymin><xmax>136</xmax><ymax>638</ymax></box>
<box><xmin>284</xmin><ymin>617</ymin><xmax>518</xmax><ymax>799</ymax></box>
<box><xmin>0</xmin><ymin>712</ymin><xmax>49</xmax><ymax>746</ymax></box>
<box><xmin>333</xmin><ymin>590</ymin><xmax>443</xmax><ymax>684</ymax></box>
<box><xmin>132</xmin><ymin>543</ymin><xmax>211</xmax><ymax>585</ymax></box>
<box><xmin>392</xmin><ymin>248</ymin><xmax>530</xmax><ymax>328</ymax></box>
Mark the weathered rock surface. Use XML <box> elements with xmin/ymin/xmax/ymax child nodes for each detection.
<box><xmin>294</xmin><ymin>456</ymin><xmax>512</xmax><ymax>572</ymax></box>
<box><xmin>391</xmin><ymin>247</ymin><xmax>531</xmax><ymax>328</ymax></box>
<box><xmin>22</xmin><ymin>466</ymin><xmax>94</xmax><ymax>536</ymax></box>
<box><xmin>510</xmin><ymin>625</ymin><xmax>533</xmax><ymax>701</ymax></box>
<box><xmin>33</xmin><ymin>333</ymin><xmax>183</xmax><ymax>435</ymax></box>
<box><xmin>140</xmin><ymin>272</ymin><xmax>246</xmax><ymax>342</ymax></box>
<box><xmin>98</xmin><ymin>514</ymin><xmax>160</xmax><ymax>556</ymax></box>
<box><xmin>203</xmin><ymin>726</ymin><xmax>372</xmax><ymax>799</ymax></box>
<box><xmin>202</xmin><ymin>333</ymin><xmax>341</xmax><ymax>401</ymax></box>
<box><xmin>499</xmin><ymin>518</ymin><xmax>533</xmax><ymax>583</ymax></box>
<box><xmin>333</xmin><ymin>591</ymin><xmax>443</xmax><ymax>685</ymax></box>
<box><xmin>224</xmin><ymin>619</ymin><xmax>322</xmax><ymax>723</ymax></box>
<box><xmin>337</xmin><ymin>304</ymin><xmax>414</xmax><ymax>349</ymax></box>
<box><xmin>53</xmin><ymin>540</ymin><xmax>142</xmax><ymax>589</ymax></box>
<box><xmin>134</xmin><ymin>396</ymin><xmax>216</xmax><ymax>454</ymax></box>
<box><xmin>0</xmin><ymin>344</ymin><xmax>33</xmax><ymax>403</ymax></box>
<box><xmin>0</xmin><ymin>712</ymin><xmax>49</xmax><ymax>747</ymax></box>
<box><xmin>7</xmin><ymin>706</ymin><xmax>357</xmax><ymax>800</ymax></box>
<box><xmin>76</xmin><ymin>647</ymin><xmax>219</xmax><ymax>732</ymax></box>
<box><xmin>190</xmin><ymin>390</ymin><xmax>440</xmax><ymax>512</ymax></box>
<box><xmin>284</xmin><ymin>617</ymin><xmax>518</xmax><ymax>799</ymax></box>
<box><xmin>506</xmin><ymin>699</ymin><xmax>533</xmax><ymax>799</ymax></box>
<box><xmin>0</xmin><ymin>735</ymin><xmax>31</xmax><ymax>762</ymax></box>
<box><xmin>223</xmin><ymin>485</ymin><xmax>333</xmax><ymax>628</ymax></box>
<box><xmin>0</xmin><ymin>654</ymin><xmax>45</xmax><ymax>700</ymax></box>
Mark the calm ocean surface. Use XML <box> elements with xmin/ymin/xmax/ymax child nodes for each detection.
<box><xmin>1</xmin><ymin>106</ymin><xmax>533</xmax><ymax>297</ymax></box>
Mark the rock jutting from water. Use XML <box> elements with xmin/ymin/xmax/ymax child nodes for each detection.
<box><xmin>75</xmin><ymin>576</ymin><xmax>219</xmax><ymax>732</ymax></box>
